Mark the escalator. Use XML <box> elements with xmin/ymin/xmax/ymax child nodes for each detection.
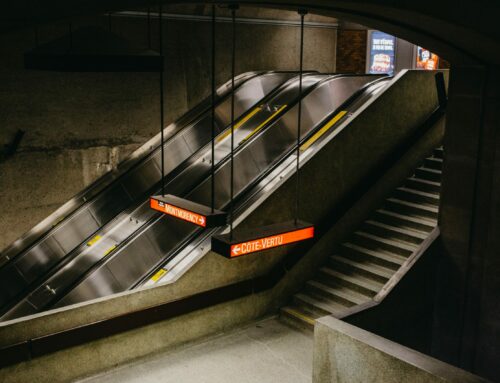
<box><xmin>0</xmin><ymin>71</ymin><xmax>297</xmax><ymax>317</ymax></box>
<box><xmin>1</xmin><ymin>73</ymin><xmax>387</xmax><ymax>320</ymax></box>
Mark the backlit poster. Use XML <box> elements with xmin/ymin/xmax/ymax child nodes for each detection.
<box><xmin>368</xmin><ymin>31</ymin><xmax>396</xmax><ymax>75</ymax></box>
<box><xmin>416</xmin><ymin>46</ymin><xmax>440</xmax><ymax>70</ymax></box>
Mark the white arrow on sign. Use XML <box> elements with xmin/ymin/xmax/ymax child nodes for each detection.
<box><xmin>232</xmin><ymin>245</ymin><xmax>241</xmax><ymax>256</ymax></box>
<box><xmin>199</xmin><ymin>217</ymin><xmax>205</xmax><ymax>226</ymax></box>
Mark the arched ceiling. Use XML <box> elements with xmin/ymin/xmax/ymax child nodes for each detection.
<box><xmin>2</xmin><ymin>1</ymin><xmax>500</xmax><ymax>65</ymax></box>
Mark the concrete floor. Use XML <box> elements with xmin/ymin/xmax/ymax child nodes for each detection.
<box><xmin>77</xmin><ymin>316</ymin><xmax>313</xmax><ymax>383</ymax></box>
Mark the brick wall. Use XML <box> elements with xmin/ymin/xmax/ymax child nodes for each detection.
<box><xmin>336</xmin><ymin>29</ymin><xmax>367</xmax><ymax>74</ymax></box>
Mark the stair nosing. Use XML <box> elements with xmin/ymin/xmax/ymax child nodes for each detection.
<box><xmin>330</xmin><ymin>254</ymin><xmax>393</xmax><ymax>280</ymax></box>
<box><xmin>354</xmin><ymin>231</ymin><xmax>418</xmax><ymax>252</ymax></box>
<box><xmin>376</xmin><ymin>209</ymin><xmax>437</xmax><ymax>228</ymax></box>
<box><xmin>295</xmin><ymin>293</ymin><xmax>351</xmax><ymax>315</ymax></box>
<box><xmin>386</xmin><ymin>197</ymin><xmax>439</xmax><ymax>213</ymax></box>
<box><xmin>408</xmin><ymin>176</ymin><xmax>441</xmax><ymax>188</ymax></box>
<box><xmin>342</xmin><ymin>242</ymin><xmax>407</xmax><ymax>265</ymax></box>
<box><xmin>396</xmin><ymin>186</ymin><xmax>440</xmax><ymax>200</ymax></box>
<box><xmin>307</xmin><ymin>279</ymin><xmax>369</xmax><ymax>305</ymax></box>
<box><xmin>417</xmin><ymin>166</ymin><xmax>442</xmax><ymax>175</ymax></box>
<box><xmin>364</xmin><ymin>219</ymin><xmax>427</xmax><ymax>240</ymax></box>
<box><xmin>320</xmin><ymin>266</ymin><xmax>384</xmax><ymax>293</ymax></box>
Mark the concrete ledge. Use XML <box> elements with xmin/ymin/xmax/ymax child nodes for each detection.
<box><xmin>313</xmin><ymin>316</ymin><xmax>490</xmax><ymax>383</ymax></box>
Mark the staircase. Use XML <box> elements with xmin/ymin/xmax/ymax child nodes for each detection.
<box><xmin>280</xmin><ymin>147</ymin><xmax>443</xmax><ymax>330</ymax></box>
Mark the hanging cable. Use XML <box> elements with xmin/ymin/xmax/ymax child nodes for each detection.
<box><xmin>34</xmin><ymin>25</ymin><xmax>39</xmax><ymax>47</ymax></box>
<box><xmin>69</xmin><ymin>22</ymin><xmax>73</xmax><ymax>51</ymax></box>
<box><xmin>147</xmin><ymin>8</ymin><xmax>151</xmax><ymax>49</ymax></box>
<box><xmin>229</xmin><ymin>3</ymin><xmax>238</xmax><ymax>240</ymax></box>
<box><xmin>159</xmin><ymin>4</ymin><xmax>166</xmax><ymax>196</ymax></box>
<box><xmin>211</xmin><ymin>4</ymin><xmax>216</xmax><ymax>213</ymax></box>
<box><xmin>295</xmin><ymin>9</ymin><xmax>307</xmax><ymax>226</ymax></box>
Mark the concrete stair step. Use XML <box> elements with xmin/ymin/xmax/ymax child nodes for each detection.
<box><xmin>280</xmin><ymin>306</ymin><xmax>316</xmax><ymax>331</ymax></box>
<box><xmin>434</xmin><ymin>147</ymin><xmax>444</xmax><ymax>159</ymax></box>
<box><xmin>318</xmin><ymin>266</ymin><xmax>383</xmax><ymax>296</ymax></box>
<box><xmin>373</xmin><ymin>209</ymin><xmax>436</xmax><ymax>233</ymax></box>
<box><xmin>424</xmin><ymin>157</ymin><xmax>443</xmax><ymax>170</ymax></box>
<box><xmin>341</xmin><ymin>242</ymin><xmax>405</xmax><ymax>270</ymax></box>
<box><xmin>352</xmin><ymin>231</ymin><xmax>416</xmax><ymax>257</ymax></box>
<box><xmin>294</xmin><ymin>293</ymin><xmax>351</xmax><ymax>317</ymax></box>
<box><xmin>405</xmin><ymin>177</ymin><xmax>441</xmax><ymax>194</ymax></box>
<box><xmin>385</xmin><ymin>198</ymin><xmax>439</xmax><ymax>220</ymax></box>
<box><xmin>394</xmin><ymin>187</ymin><xmax>440</xmax><ymax>206</ymax></box>
<box><xmin>330</xmin><ymin>255</ymin><xmax>393</xmax><ymax>283</ymax></box>
<box><xmin>415</xmin><ymin>167</ymin><xmax>442</xmax><ymax>182</ymax></box>
<box><xmin>362</xmin><ymin>220</ymin><xmax>426</xmax><ymax>245</ymax></box>
<box><xmin>306</xmin><ymin>279</ymin><xmax>369</xmax><ymax>306</ymax></box>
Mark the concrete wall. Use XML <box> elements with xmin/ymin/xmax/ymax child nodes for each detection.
<box><xmin>313</xmin><ymin>316</ymin><xmax>488</xmax><ymax>383</ymax></box>
<box><xmin>0</xmin><ymin>6</ymin><xmax>338</xmax><ymax>251</ymax></box>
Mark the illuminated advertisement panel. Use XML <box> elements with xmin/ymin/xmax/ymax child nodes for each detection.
<box><xmin>416</xmin><ymin>46</ymin><xmax>440</xmax><ymax>70</ymax></box>
<box><xmin>368</xmin><ymin>31</ymin><xmax>396</xmax><ymax>75</ymax></box>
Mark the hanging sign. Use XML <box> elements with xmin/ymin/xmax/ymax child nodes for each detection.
<box><xmin>212</xmin><ymin>220</ymin><xmax>314</xmax><ymax>258</ymax></box>
<box><xmin>150</xmin><ymin>194</ymin><xmax>227</xmax><ymax>228</ymax></box>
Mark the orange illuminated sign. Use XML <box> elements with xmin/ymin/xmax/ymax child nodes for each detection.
<box><xmin>150</xmin><ymin>198</ymin><xmax>207</xmax><ymax>227</ymax></box>
<box><xmin>230</xmin><ymin>226</ymin><xmax>314</xmax><ymax>257</ymax></box>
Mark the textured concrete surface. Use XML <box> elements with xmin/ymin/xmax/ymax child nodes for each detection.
<box><xmin>435</xmin><ymin>64</ymin><xmax>500</xmax><ymax>381</ymax></box>
<box><xmin>313</xmin><ymin>316</ymin><xmax>489</xmax><ymax>383</ymax></box>
<box><xmin>77</xmin><ymin>316</ymin><xmax>312</xmax><ymax>383</ymax></box>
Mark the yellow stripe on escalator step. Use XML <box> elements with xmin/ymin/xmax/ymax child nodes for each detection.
<box><xmin>216</xmin><ymin>106</ymin><xmax>261</xmax><ymax>143</ymax></box>
<box><xmin>240</xmin><ymin>104</ymin><xmax>288</xmax><ymax>143</ymax></box>
<box><xmin>300</xmin><ymin>110</ymin><xmax>347</xmax><ymax>151</ymax></box>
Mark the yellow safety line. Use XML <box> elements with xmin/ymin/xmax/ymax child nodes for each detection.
<box><xmin>86</xmin><ymin>235</ymin><xmax>102</xmax><ymax>247</ymax></box>
<box><xmin>300</xmin><ymin>110</ymin><xmax>348</xmax><ymax>151</ymax></box>
<box><xmin>151</xmin><ymin>269</ymin><xmax>168</xmax><ymax>282</ymax></box>
<box><xmin>284</xmin><ymin>307</ymin><xmax>315</xmax><ymax>325</ymax></box>
<box><xmin>240</xmin><ymin>104</ymin><xmax>288</xmax><ymax>143</ymax></box>
<box><xmin>103</xmin><ymin>245</ymin><xmax>117</xmax><ymax>257</ymax></box>
<box><xmin>216</xmin><ymin>107</ymin><xmax>261</xmax><ymax>143</ymax></box>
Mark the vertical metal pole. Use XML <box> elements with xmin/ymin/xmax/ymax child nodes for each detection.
<box><xmin>229</xmin><ymin>4</ymin><xmax>238</xmax><ymax>240</ymax></box>
<box><xmin>295</xmin><ymin>9</ymin><xmax>307</xmax><ymax>226</ymax></box>
<box><xmin>211</xmin><ymin>4</ymin><xmax>216</xmax><ymax>213</ymax></box>
<box><xmin>159</xmin><ymin>4</ymin><xmax>165</xmax><ymax>196</ymax></box>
